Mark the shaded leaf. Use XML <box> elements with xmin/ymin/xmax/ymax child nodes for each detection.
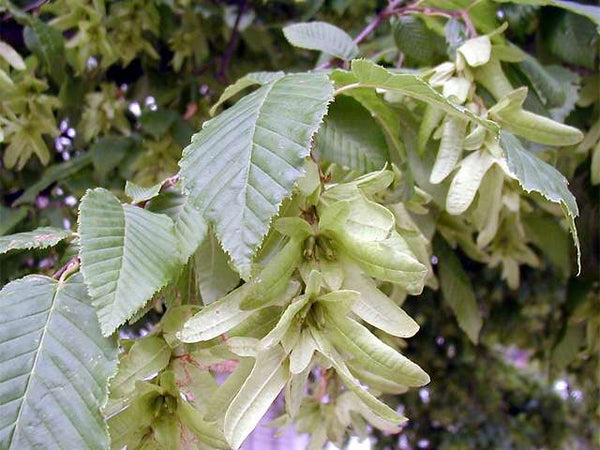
<box><xmin>434</xmin><ymin>235</ymin><xmax>483</xmax><ymax>343</ymax></box>
<box><xmin>193</xmin><ymin>231</ymin><xmax>240</xmax><ymax>305</ymax></box>
<box><xmin>315</xmin><ymin>96</ymin><xmax>389</xmax><ymax>173</ymax></box>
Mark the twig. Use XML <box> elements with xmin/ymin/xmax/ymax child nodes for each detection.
<box><xmin>316</xmin><ymin>0</ymin><xmax>404</xmax><ymax>70</ymax></box>
<box><xmin>2</xmin><ymin>0</ymin><xmax>48</xmax><ymax>21</ymax></box>
<box><xmin>161</xmin><ymin>173</ymin><xmax>180</xmax><ymax>190</ymax></box>
<box><xmin>218</xmin><ymin>0</ymin><xmax>248</xmax><ymax>83</ymax></box>
<box><xmin>317</xmin><ymin>0</ymin><xmax>478</xmax><ymax>70</ymax></box>
<box><xmin>53</xmin><ymin>255</ymin><xmax>80</xmax><ymax>281</ymax></box>
<box><xmin>389</xmin><ymin>5</ymin><xmax>477</xmax><ymax>37</ymax></box>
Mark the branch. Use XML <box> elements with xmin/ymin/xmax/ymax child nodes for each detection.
<box><xmin>316</xmin><ymin>0</ymin><xmax>405</xmax><ymax>70</ymax></box>
<box><xmin>53</xmin><ymin>255</ymin><xmax>80</xmax><ymax>281</ymax></box>
<box><xmin>2</xmin><ymin>0</ymin><xmax>48</xmax><ymax>22</ymax></box>
<box><xmin>317</xmin><ymin>0</ymin><xmax>478</xmax><ymax>70</ymax></box>
<box><xmin>218</xmin><ymin>0</ymin><xmax>248</xmax><ymax>83</ymax></box>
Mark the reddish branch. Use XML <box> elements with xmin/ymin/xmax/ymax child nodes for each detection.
<box><xmin>53</xmin><ymin>255</ymin><xmax>80</xmax><ymax>280</ymax></box>
<box><xmin>218</xmin><ymin>0</ymin><xmax>248</xmax><ymax>83</ymax></box>
<box><xmin>317</xmin><ymin>0</ymin><xmax>477</xmax><ymax>70</ymax></box>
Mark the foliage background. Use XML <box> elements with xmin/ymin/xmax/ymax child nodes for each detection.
<box><xmin>0</xmin><ymin>0</ymin><xmax>598</xmax><ymax>448</ymax></box>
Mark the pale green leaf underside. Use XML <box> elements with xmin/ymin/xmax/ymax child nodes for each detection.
<box><xmin>0</xmin><ymin>274</ymin><xmax>118</xmax><ymax>449</ymax></box>
<box><xmin>283</xmin><ymin>21</ymin><xmax>359</xmax><ymax>61</ymax></box>
<box><xmin>78</xmin><ymin>188</ymin><xmax>181</xmax><ymax>336</ymax></box>
<box><xmin>500</xmin><ymin>131</ymin><xmax>580</xmax><ymax>272</ymax></box>
<box><xmin>0</xmin><ymin>226</ymin><xmax>72</xmax><ymax>254</ymax></box>
<box><xmin>224</xmin><ymin>346</ymin><xmax>288</xmax><ymax>449</ymax></box>
<box><xmin>180</xmin><ymin>73</ymin><xmax>333</xmax><ymax>277</ymax></box>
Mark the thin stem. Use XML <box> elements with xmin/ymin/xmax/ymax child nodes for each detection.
<box><xmin>316</xmin><ymin>0</ymin><xmax>405</xmax><ymax>70</ymax></box>
<box><xmin>54</xmin><ymin>255</ymin><xmax>80</xmax><ymax>281</ymax></box>
<box><xmin>332</xmin><ymin>82</ymin><xmax>361</xmax><ymax>97</ymax></box>
<box><xmin>218</xmin><ymin>0</ymin><xmax>248</xmax><ymax>83</ymax></box>
<box><xmin>2</xmin><ymin>0</ymin><xmax>48</xmax><ymax>22</ymax></box>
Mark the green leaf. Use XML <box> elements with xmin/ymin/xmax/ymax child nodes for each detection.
<box><xmin>139</xmin><ymin>109</ymin><xmax>178</xmax><ymax>139</ymax></box>
<box><xmin>494</xmin><ymin>0</ymin><xmax>600</xmax><ymax>29</ymax></box>
<box><xmin>147</xmin><ymin>188</ymin><xmax>208</xmax><ymax>263</ymax></box>
<box><xmin>90</xmin><ymin>136</ymin><xmax>136</xmax><ymax>180</ymax></box>
<box><xmin>125</xmin><ymin>181</ymin><xmax>163</xmax><ymax>203</ymax></box>
<box><xmin>346</xmin><ymin>59</ymin><xmax>498</xmax><ymax>133</ymax></box>
<box><xmin>229</xmin><ymin>305</ymin><xmax>283</xmax><ymax>340</ymax></box>
<box><xmin>78</xmin><ymin>188</ymin><xmax>181</xmax><ymax>336</ymax></box>
<box><xmin>283</xmin><ymin>21</ymin><xmax>359</xmax><ymax>61</ymax></box>
<box><xmin>224</xmin><ymin>346</ymin><xmax>288</xmax><ymax>449</ymax></box>
<box><xmin>342</xmin><ymin>262</ymin><xmax>419</xmax><ymax>338</ymax></box>
<box><xmin>0</xmin><ymin>206</ymin><xmax>27</xmax><ymax>235</ymax></box>
<box><xmin>193</xmin><ymin>231</ymin><xmax>240</xmax><ymax>304</ymax></box>
<box><xmin>315</xmin><ymin>96</ymin><xmax>389</xmax><ymax>173</ymax></box>
<box><xmin>523</xmin><ymin>215</ymin><xmax>571</xmax><ymax>275</ymax></box>
<box><xmin>542</xmin><ymin>10</ymin><xmax>598</xmax><ymax>69</ymax></box>
<box><xmin>0</xmin><ymin>227</ymin><xmax>72</xmax><ymax>254</ymax></box>
<box><xmin>0</xmin><ymin>274</ymin><xmax>118</xmax><ymax>449</ymax></box>
<box><xmin>330</xmin><ymin>69</ymin><xmax>405</xmax><ymax>159</ymax></box>
<box><xmin>180</xmin><ymin>73</ymin><xmax>333</xmax><ymax>278</ymax></box>
<box><xmin>519</xmin><ymin>54</ymin><xmax>571</xmax><ymax>109</ymax></box>
<box><xmin>13</xmin><ymin>152</ymin><xmax>93</xmax><ymax>206</ymax></box>
<box><xmin>500</xmin><ymin>131</ymin><xmax>580</xmax><ymax>273</ymax></box>
<box><xmin>0</xmin><ymin>41</ymin><xmax>25</xmax><ymax>70</ymax></box>
<box><xmin>109</xmin><ymin>337</ymin><xmax>171</xmax><ymax>398</ymax></box>
<box><xmin>285</xmin><ymin>366</ymin><xmax>311</xmax><ymax>417</ymax></box>
<box><xmin>210</xmin><ymin>71</ymin><xmax>285</xmax><ymax>116</ymax></box>
<box><xmin>23</xmin><ymin>18</ymin><xmax>66</xmax><ymax>85</ymax></box>
<box><xmin>393</xmin><ymin>16</ymin><xmax>445</xmax><ymax>66</ymax></box>
<box><xmin>434</xmin><ymin>235</ymin><xmax>483</xmax><ymax>344</ymax></box>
